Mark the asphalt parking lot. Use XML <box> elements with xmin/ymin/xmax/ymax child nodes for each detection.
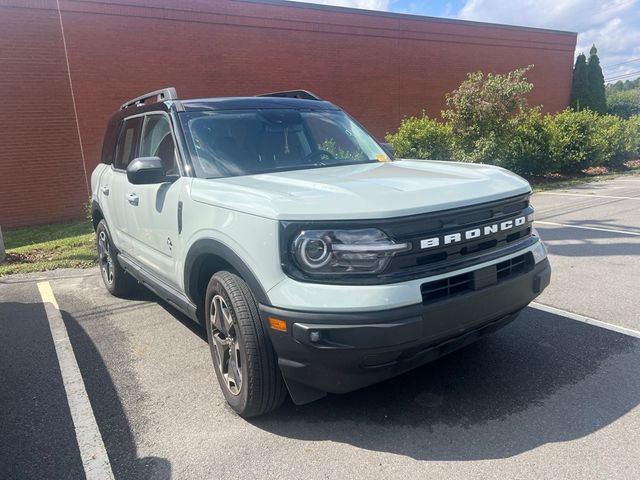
<box><xmin>1</xmin><ymin>176</ymin><xmax>639</xmax><ymax>480</ymax></box>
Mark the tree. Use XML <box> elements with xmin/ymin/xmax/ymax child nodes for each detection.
<box><xmin>607</xmin><ymin>89</ymin><xmax>640</xmax><ymax>118</ymax></box>
<box><xmin>441</xmin><ymin>65</ymin><xmax>533</xmax><ymax>163</ymax></box>
<box><xmin>587</xmin><ymin>45</ymin><xmax>607</xmax><ymax>113</ymax></box>
<box><xmin>606</xmin><ymin>77</ymin><xmax>640</xmax><ymax>118</ymax></box>
<box><xmin>607</xmin><ymin>78</ymin><xmax>640</xmax><ymax>94</ymax></box>
<box><xmin>570</xmin><ymin>53</ymin><xmax>590</xmax><ymax>111</ymax></box>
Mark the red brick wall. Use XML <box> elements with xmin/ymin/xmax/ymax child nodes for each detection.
<box><xmin>0</xmin><ymin>0</ymin><xmax>576</xmax><ymax>228</ymax></box>
<box><xmin>0</xmin><ymin>0</ymin><xmax>89</xmax><ymax>228</ymax></box>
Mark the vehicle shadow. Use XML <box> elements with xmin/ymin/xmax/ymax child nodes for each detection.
<box><xmin>250</xmin><ymin>307</ymin><xmax>640</xmax><ymax>461</ymax></box>
<box><xmin>61</xmin><ymin>309</ymin><xmax>173</xmax><ymax>479</ymax></box>
<box><xmin>117</xmin><ymin>285</ymin><xmax>208</xmax><ymax>342</ymax></box>
<box><xmin>536</xmin><ymin>224</ymin><xmax>640</xmax><ymax>257</ymax></box>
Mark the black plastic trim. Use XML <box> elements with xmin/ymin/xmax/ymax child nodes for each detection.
<box><xmin>90</xmin><ymin>201</ymin><xmax>103</xmax><ymax>230</ymax></box>
<box><xmin>257</xmin><ymin>90</ymin><xmax>322</xmax><ymax>100</ymax></box>
<box><xmin>260</xmin><ymin>258</ymin><xmax>551</xmax><ymax>402</ymax></box>
<box><xmin>117</xmin><ymin>253</ymin><xmax>198</xmax><ymax>322</ymax></box>
<box><xmin>183</xmin><ymin>238</ymin><xmax>269</xmax><ymax>306</ymax></box>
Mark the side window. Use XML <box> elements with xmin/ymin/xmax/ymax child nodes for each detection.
<box><xmin>140</xmin><ymin>115</ymin><xmax>178</xmax><ymax>175</ymax></box>
<box><xmin>113</xmin><ymin>117</ymin><xmax>143</xmax><ymax>170</ymax></box>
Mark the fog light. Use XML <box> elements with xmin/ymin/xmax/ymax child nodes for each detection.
<box><xmin>309</xmin><ymin>331</ymin><xmax>321</xmax><ymax>343</ymax></box>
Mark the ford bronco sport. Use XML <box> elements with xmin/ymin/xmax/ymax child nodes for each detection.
<box><xmin>91</xmin><ymin>88</ymin><xmax>551</xmax><ymax>417</ymax></box>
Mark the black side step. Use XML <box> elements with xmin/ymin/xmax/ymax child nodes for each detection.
<box><xmin>117</xmin><ymin>253</ymin><xmax>199</xmax><ymax>323</ymax></box>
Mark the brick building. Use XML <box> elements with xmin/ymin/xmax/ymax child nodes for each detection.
<box><xmin>0</xmin><ymin>0</ymin><xmax>577</xmax><ymax>228</ymax></box>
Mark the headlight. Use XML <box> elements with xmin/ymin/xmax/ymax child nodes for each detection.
<box><xmin>292</xmin><ymin>228</ymin><xmax>410</xmax><ymax>275</ymax></box>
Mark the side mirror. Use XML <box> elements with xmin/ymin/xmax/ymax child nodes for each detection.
<box><xmin>380</xmin><ymin>142</ymin><xmax>396</xmax><ymax>158</ymax></box>
<box><xmin>127</xmin><ymin>157</ymin><xmax>167</xmax><ymax>185</ymax></box>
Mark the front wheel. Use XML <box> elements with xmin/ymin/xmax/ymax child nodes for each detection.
<box><xmin>205</xmin><ymin>271</ymin><xmax>287</xmax><ymax>417</ymax></box>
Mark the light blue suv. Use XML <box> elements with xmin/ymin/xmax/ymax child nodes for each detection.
<box><xmin>91</xmin><ymin>88</ymin><xmax>551</xmax><ymax>417</ymax></box>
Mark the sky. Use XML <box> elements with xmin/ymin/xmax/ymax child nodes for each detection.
<box><xmin>286</xmin><ymin>0</ymin><xmax>640</xmax><ymax>83</ymax></box>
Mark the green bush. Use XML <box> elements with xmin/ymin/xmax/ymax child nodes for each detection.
<box><xmin>624</xmin><ymin>115</ymin><xmax>640</xmax><ymax>160</ymax></box>
<box><xmin>462</xmin><ymin>132</ymin><xmax>505</xmax><ymax>165</ymax></box>
<box><xmin>546</xmin><ymin>109</ymin><xmax>609</xmax><ymax>174</ymax></box>
<box><xmin>384</xmin><ymin>66</ymin><xmax>640</xmax><ymax>177</ymax></box>
<box><xmin>594</xmin><ymin>114</ymin><xmax>633</xmax><ymax>168</ymax></box>
<box><xmin>501</xmin><ymin>110</ymin><xmax>554</xmax><ymax>176</ymax></box>
<box><xmin>385</xmin><ymin>114</ymin><xmax>454</xmax><ymax>160</ymax></box>
<box><xmin>386</xmin><ymin>109</ymin><xmax>640</xmax><ymax>175</ymax></box>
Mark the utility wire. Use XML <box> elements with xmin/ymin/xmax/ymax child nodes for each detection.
<box><xmin>602</xmin><ymin>57</ymin><xmax>640</xmax><ymax>70</ymax></box>
<box><xmin>605</xmin><ymin>74</ymin><xmax>640</xmax><ymax>83</ymax></box>
<box><xmin>604</xmin><ymin>70</ymin><xmax>640</xmax><ymax>82</ymax></box>
<box><xmin>605</xmin><ymin>69</ymin><xmax>640</xmax><ymax>80</ymax></box>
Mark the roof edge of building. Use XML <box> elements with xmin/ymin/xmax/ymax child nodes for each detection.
<box><xmin>243</xmin><ymin>0</ymin><xmax>578</xmax><ymax>37</ymax></box>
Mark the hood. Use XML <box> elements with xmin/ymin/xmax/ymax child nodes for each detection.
<box><xmin>190</xmin><ymin>159</ymin><xmax>531</xmax><ymax>221</ymax></box>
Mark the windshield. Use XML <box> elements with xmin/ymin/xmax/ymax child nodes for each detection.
<box><xmin>179</xmin><ymin>109</ymin><xmax>390</xmax><ymax>178</ymax></box>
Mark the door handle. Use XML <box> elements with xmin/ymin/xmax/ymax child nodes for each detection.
<box><xmin>101</xmin><ymin>186</ymin><xmax>110</xmax><ymax>195</ymax></box>
<box><xmin>126</xmin><ymin>193</ymin><xmax>139</xmax><ymax>206</ymax></box>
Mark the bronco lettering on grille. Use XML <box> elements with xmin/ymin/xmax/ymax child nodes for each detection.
<box><xmin>420</xmin><ymin>216</ymin><xmax>528</xmax><ymax>250</ymax></box>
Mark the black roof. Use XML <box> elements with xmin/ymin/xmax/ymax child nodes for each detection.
<box><xmin>110</xmin><ymin>89</ymin><xmax>340</xmax><ymax>126</ymax></box>
<box><xmin>180</xmin><ymin>96</ymin><xmax>339</xmax><ymax>112</ymax></box>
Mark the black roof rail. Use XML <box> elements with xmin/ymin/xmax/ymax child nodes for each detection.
<box><xmin>120</xmin><ymin>87</ymin><xmax>178</xmax><ymax>110</ymax></box>
<box><xmin>256</xmin><ymin>90</ymin><xmax>322</xmax><ymax>101</ymax></box>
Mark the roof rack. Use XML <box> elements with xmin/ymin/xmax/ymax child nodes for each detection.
<box><xmin>120</xmin><ymin>87</ymin><xmax>178</xmax><ymax>110</ymax></box>
<box><xmin>256</xmin><ymin>90</ymin><xmax>322</xmax><ymax>101</ymax></box>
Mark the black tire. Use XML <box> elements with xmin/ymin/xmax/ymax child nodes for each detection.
<box><xmin>205</xmin><ymin>271</ymin><xmax>287</xmax><ymax>417</ymax></box>
<box><xmin>96</xmin><ymin>220</ymin><xmax>136</xmax><ymax>297</ymax></box>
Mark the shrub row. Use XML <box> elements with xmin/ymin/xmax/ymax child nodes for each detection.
<box><xmin>386</xmin><ymin>110</ymin><xmax>640</xmax><ymax>177</ymax></box>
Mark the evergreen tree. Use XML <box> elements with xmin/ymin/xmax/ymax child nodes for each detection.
<box><xmin>587</xmin><ymin>44</ymin><xmax>607</xmax><ymax>113</ymax></box>
<box><xmin>571</xmin><ymin>53</ymin><xmax>590</xmax><ymax>111</ymax></box>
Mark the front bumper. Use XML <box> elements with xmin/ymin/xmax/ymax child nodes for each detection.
<box><xmin>260</xmin><ymin>258</ymin><xmax>551</xmax><ymax>404</ymax></box>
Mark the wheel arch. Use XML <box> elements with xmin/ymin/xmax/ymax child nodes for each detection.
<box><xmin>91</xmin><ymin>201</ymin><xmax>104</xmax><ymax>231</ymax></box>
<box><xmin>184</xmin><ymin>239</ymin><xmax>270</xmax><ymax>315</ymax></box>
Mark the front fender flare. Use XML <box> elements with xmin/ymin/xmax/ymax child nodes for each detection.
<box><xmin>183</xmin><ymin>238</ymin><xmax>270</xmax><ymax>306</ymax></box>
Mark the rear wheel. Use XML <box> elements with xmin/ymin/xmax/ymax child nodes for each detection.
<box><xmin>205</xmin><ymin>271</ymin><xmax>287</xmax><ymax>417</ymax></box>
<box><xmin>96</xmin><ymin>220</ymin><xmax>136</xmax><ymax>296</ymax></box>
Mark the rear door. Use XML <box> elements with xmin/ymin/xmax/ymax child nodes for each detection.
<box><xmin>110</xmin><ymin>116</ymin><xmax>144</xmax><ymax>253</ymax></box>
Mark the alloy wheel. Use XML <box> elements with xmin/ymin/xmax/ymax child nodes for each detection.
<box><xmin>210</xmin><ymin>294</ymin><xmax>243</xmax><ymax>395</ymax></box>
<box><xmin>98</xmin><ymin>230</ymin><xmax>114</xmax><ymax>285</ymax></box>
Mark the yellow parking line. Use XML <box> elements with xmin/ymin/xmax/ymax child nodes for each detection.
<box><xmin>37</xmin><ymin>281</ymin><xmax>115</xmax><ymax>480</ymax></box>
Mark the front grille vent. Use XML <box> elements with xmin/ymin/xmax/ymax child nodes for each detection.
<box><xmin>421</xmin><ymin>272</ymin><xmax>473</xmax><ymax>303</ymax></box>
<box><xmin>420</xmin><ymin>253</ymin><xmax>534</xmax><ymax>304</ymax></box>
<box><xmin>496</xmin><ymin>254</ymin><xmax>530</xmax><ymax>280</ymax></box>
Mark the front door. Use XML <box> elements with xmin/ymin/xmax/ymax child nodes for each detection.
<box><xmin>124</xmin><ymin>113</ymin><xmax>185</xmax><ymax>286</ymax></box>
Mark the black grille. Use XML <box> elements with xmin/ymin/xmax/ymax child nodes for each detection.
<box><xmin>420</xmin><ymin>252</ymin><xmax>534</xmax><ymax>304</ymax></box>
<box><xmin>280</xmin><ymin>192</ymin><xmax>535</xmax><ymax>285</ymax></box>
<box><xmin>386</xmin><ymin>194</ymin><xmax>534</xmax><ymax>280</ymax></box>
